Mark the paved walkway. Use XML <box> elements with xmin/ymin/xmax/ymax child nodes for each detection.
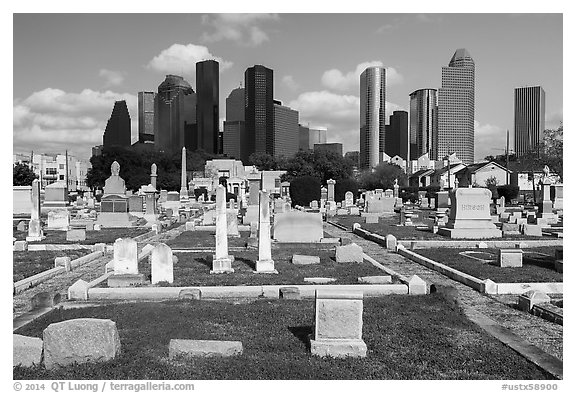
<box><xmin>324</xmin><ymin>224</ymin><xmax>563</xmax><ymax>362</ymax></box>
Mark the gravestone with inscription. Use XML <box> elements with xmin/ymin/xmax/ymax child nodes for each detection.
<box><xmin>96</xmin><ymin>161</ymin><xmax>132</xmax><ymax>228</ymax></box>
<box><xmin>438</xmin><ymin>188</ymin><xmax>502</xmax><ymax>239</ymax></box>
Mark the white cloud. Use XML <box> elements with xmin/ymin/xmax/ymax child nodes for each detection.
<box><xmin>474</xmin><ymin>120</ymin><xmax>507</xmax><ymax>160</ymax></box>
<box><xmin>201</xmin><ymin>14</ymin><xmax>279</xmax><ymax>46</ymax></box>
<box><xmin>289</xmin><ymin>90</ymin><xmax>404</xmax><ymax>153</ymax></box>
<box><xmin>321</xmin><ymin>62</ymin><xmax>403</xmax><ymax>92</ymax></box>
<box><xmin>99</xmin><ymin>69</ymin><xmax>124</xmax><ymax>87</ymax></box>
<box><xmin>147</xmin><ymin>44</ymin><xmax>232</xmax><ymax>77</ymax></box>
<box><xmin>13</xmin><ymin>88</ymin><xmax>137</xmax><ymax>160</ymax></box>
<box><xmin>281</xmin><ymin>75</ymin><xmax>299</xmax><ymax>91</ymax></box>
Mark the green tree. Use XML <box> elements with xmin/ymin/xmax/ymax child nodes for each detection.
<box><xmin>281</xmin><ymin>150</ymin><xmax>354</xmax><ymax>184</ymax></box>
<box><xmin>540</xmin><ymin>125</ymin><xmax>563</xmax><ymax>180</ymax></box>
<box><xmin>289</xmin><ymin>176</ymin><xmax>321</xmax><ymax>207</ymax></box>
<box><xmin>249</xmin><ymin>152</ymin><xmax>280</xmax><ymax>170</ymax></box>
<box><xmin>334</xmin><ymin>178</ymin><xmax>359</xmax><ymax>203</ymax></box>
<box><xmin>358</xmin><ymin>162</ymin><xmax>407</xmax><ymax>190</ymax></box>
<box><xmin>13</xmin><ymin>163</ymin><xmax>37</xmax><ymax>186</ymax></box>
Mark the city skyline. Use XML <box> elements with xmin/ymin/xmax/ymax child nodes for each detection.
<box><xmin>13</xmin><ymin>13</ymin><xmax>563</xmax><ymax>161</ymax></box>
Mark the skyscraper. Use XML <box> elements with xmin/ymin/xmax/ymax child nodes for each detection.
<box><xmin>360</xmin><ymin>67</ymin><xmax>386</xmax><ymax>169</ymax></box>
<box><xmin>409</xmin><ymin>88</ymin><xmax>438</xmax><ymax>160</ymax></box>
<box><xmin>299</xmin><ymin>125</ymin><xmax>327</xmax><ymax>151</ymax></box>
<box><xmin>154</xmin><ymin>75</ymin><xmax>196</xmax><ymax>153</ymax></box>
<box><xmin>273</xmin><ymin>101</ymin><xmax>299</xmax><ymax>159</ymax></box>
<box><xmin>514</xmin><ymin>86</ymin><xmax>545</xmax><ymax>157</ymax></box>
<box><xmin>103</xmin><ymin>100</ymin><xmax>131</xmax><ymax>147</ymax></box>
<box><xmin>437</xmin><ymin>48</ymin><xmax>475</xmax><ymax>164</ymax></box>
<box><xmin>223</xmin><ymin>87</ymin><xmax>247</xmax><ymax>162</ymax></box>
<box><xmin>385</xmin><ymin>110</ymin><xmax>409</xmax><ymax>160</ymax></box>
<box><xmin>245</xmin><ymin>65</ymin><xmax>274</xmax><ymax>161</ymax></box>
<box><xmin>196</xmin><ymin>60</ymin><xmax>219</xmax><ymax>154</ymax></box>
<box><xmin>138</xmin><ymin>91</ymin><xmax>155</xmax><ymax>144</ymax></box>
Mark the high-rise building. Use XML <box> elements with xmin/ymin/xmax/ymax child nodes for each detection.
<box><xmin>273</xmin><ymin>101</ymin><xmax>299</xmax><ymax>159</ymax></box>
<box><xmin>196</xmin><ymin>60</ymin><xmax>219</xmax><ymax>154</ymax></box>
<box><xmin>514</xmin><ymin>86</ymin><xmax>545</xmax><ymax>157</ymax></box>
<box><xmin>385</xmin><ymin>110</ymin><xmax>409</xmax><ymax>160</ymax></box>
<box><xmin>154</xmin><ymin>75</ymin><xmax>196</xmax><ymax>153</ymax></box>
<box><xmin>409</xmin><ymin>88</ymin><xmax>438</xmax><ymax>160</ymax></box>
<box><xmin>299</xmin><ymin>125</ymin><xmax>327</xmax><ymax>151</ymax></box>
<box><xmin>138</xmin><ymin>92</ymin><xmax>155</xmax><ymax>144</ymax></box>
<box><xmin>245</xmin><ymin>65</ymin><xmax>274</xmax><ymax>161</ymax></box>
<box><xmin>223</xmin><ymin>87</ymin><xmax>247</xmax><ymax>162</ymax></box>
<box><xmin>437</xmin><ymin>48</ymin><xmax>475</xmax><ymax>165</ymax></box>
<box><xmin>360</xmin><ymin>67</ymin><xmax>386</xmax><ymax>169</ymax></box>
<box><xmin>314</xmin><ymin>143</ymin><xmax>343</xmax><ymax>156</ymax></box>
<box><xmin>103</xmin><ymin>100</ymin><xmax>131</xmax><ymax>148</ymax></box>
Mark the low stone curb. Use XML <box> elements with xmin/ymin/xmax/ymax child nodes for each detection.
<box><xmin>13</xmin><ymin>250</ymin><xmax>104</xmax><ymax>295</ymax></box>
<box><xmin>27</xmin><ymin>244</ymin><xmax>95</xmax><ymax>251</ymax></box>
<box><xmin>326</xmin><ymin>221</ymin><xmax>349</xmax><ymax>231</ymax></box>
<box><xmin>398</xmin><ymin>239</ymin><xmax>563</xmax><ymax>249</ymax></box>
<box><xmin>465</xmin><ymin>308</ymin><xmax>562</xmax><ymax>380</ymax></box>
<box><xmin>84</xmin><ymin>284</ymin><xmax>408</xmax><ymax>301</ymax></box>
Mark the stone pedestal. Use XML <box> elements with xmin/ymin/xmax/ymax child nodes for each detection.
<box><xmin>310</xmin><ymin>290</ymin><xmax>367</xmax><ymax>358</ymax></box>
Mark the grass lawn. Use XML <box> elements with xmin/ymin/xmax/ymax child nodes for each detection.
<box><xmin>13</xmin><ymin>293</ymin><xmax>552</xmax><ymax>380</ymax></box>
<box><xmin>138</xmin><ymin>242</ymin><xmax>386</xmax><ymax>286</ymax></box>
<box><xmin>415</xmin><ymin>247</ymin><xmax>562</xmax><ymax>283</ymax></box>
<box><xmin>331</xmin><ymin>215</ymin><xmax>555</xmax><ymax>241</ymax></box>
<box><xmin>13</xmin><ymin>228</ymin><xmax>149</xmax><ymax>245</ymax></box>
<box><xmin>13</xmin><ymin>250</ymin><xmax>93</xmax><ymax>282</ymax></box>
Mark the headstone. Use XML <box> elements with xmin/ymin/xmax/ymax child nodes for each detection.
<box><xmin>13</xmin><ymin>186</ymin><xmax>32</xmax><ymax>215</ymax></box>
<box><xmin>13</xmin><ymin>240</ymin><xmax>28</xmax><ymax>251</ymax></box>
<box><xmin>112</xmin><ymin>238</ymin><xmax>138</xmax><ymax>274</ymax></box>
<box><xmin>344</xmin><ymin>191</ymin><xmax>354</xmax><ymax>207</ymax></box>
<box><xmin>185</xmin><ymin>221</ymin><xmax>195</xmax><ymax>231</ymax></box>
<box><xmin>85</xmin><ymin>222</ymin><xmax>94</xmax><ymax>231</ymax></box>
<box><xmin>365</xmin><ymin>197</ymin><xmax>395</xmax><ymax>214</ymax></box>
<box><xmin>408</xmin><ymin>275</ymin><xmax>427</xmax><ymax>295</ymax></box>
<box><xmin>151</xmin><ymin>243</ymin><xmax>174</xmax><ymax>284</ymax></box>
<box><xmin>203</xmin><ymin>210</ymin><xmax>216</xmax><ymax>225</ymax></box>
<box><xmin>169</xmin><ymin>340</ymin><xmax>243</xmax><ymax>358</ymax></box>
<box><xmin>226</xmin><ymin>210</ymin><xmax>240</xmax><ymax>237</ymax></box>
<box><xmin>256</xmin><ymin>190</ymin><xmax>277</xmax><ymax>273</ymax></box>
<box><xmin>66</xmin><ymin>228</ymin><xmax>86</xmax><ymax>242</ymax></box>
<box><xmin>438</xmin><ymin>188</ymin><xmax>502</xmax><ymax>239</ymax></box>
<box><xmin>320</xmin><ymin>187</ymin><xmax>328</xmax><ymax>202</ymax></box>
<box><xmin>128</xmin><ymin>195</ymin><xmax>144</xmax><ymax>212</ymax></box>
<box><xmin>292</xmin><ymin>255</ymin><xmax>321</xmax><ymax>265</ymax></box>
<box><xmin>150</xmin><ymin>163</ymin><xmax>157</xmax><ymax>189</ymax></box>
<box><xmin>211</xmin><ymin>185</ymin><xmax>234</xmax><ymax>274</ymax></box>
<box><xmin>248</xmin><ymin>179</ymin><xmax>260</xmax><ymax>205</ymax></box>
<box><xmin>357</xmin><ymin>275</ymin><xmax>392</xmax><ymax>284</ymax></box>
<box><xmin>13</xmin><ymin>334</ymin><xmax>43</xmax><ymax>367</ymax></box>
<box><xmin>384</xmin><ymin>189</ymin><xmax>393</xmax><ymax>198</ymax></box>
<box><xmin>94</xmin><ymin>223</ymin><xmax>101</xmax><ymax>231</ymax></box>
<box><xmin>522</xmin><ymin>224</ymin><xmax>542</xmax><ymax>237</ymax></box>
<box><xmin>68</xmin><ymin>279</ymin><xmax>89</xmax><ymax>300</ymax></box>
<box><xmin>327</xmin><ymin>179</ymin><xmax>336</xmax><ymax>202</ymax></box>
<box><xmin>385</xmin><ymin>234</ymin><xmax>397</xmax><ymax>250</ymax></box>
<box><xmin>47</xmin><ymin>209</ymin><xmax>70</xmax><ymax>231</ymax></box>
<box><xmin>499</xmin><ymin>249</ymin><xmax>523</xmax><ymax>267</ymax></box>
<box><xmin>54</xmin><ymin>256</ymin><xmax>72</xmax><ymax>271</ymax></box>
<box><xmin>159</xmin><ymin>190</ymin><xmax>168</xmax><ymax>204</ymax></box>
<box><xmin>43</xmin><ymin>182</ymin><xmax>68</xmax><ymax>208</ymax></box>
<box><xmin>280</xmin><ymin>287</ymin><xmax>301</xmax><ymax>300</ymax></box>
<box><xmin>364</xmin><ymin>214</ymin><xmax>379</xmax><ymax>224</ymax></box>
<box><xmin>242</xmin><ymin>205</ymin><xmax>259</xmax><ymax>225</ymax></box>
<box><xmin>335</xmin><ymin>243</ymin><xmax>363</xmax><ymax>263</ymax></box>
<box><xmin>42</xmin><ymin>318</ymin><xmax>121</xmax><ymax>370</ymax></box>
<box><xmin>17</xmin><ymin>220</ymin><xmax>27</xmax><ymax>232</ymax></box>
<box><xmin>552</xmin><ymin>184</ymin><xmax>563</xmax><ymax>209</ymax></box>
<box><xmin>310</xmin><ymin>289</ymin><xmax>367</xmax><ymax>358</ymax></box>
<box><xmin>502</xmin><ymin>223</ymin><xmax>521</xmax><ymax>235</ymax></box>
<box><xmin>311</xmin><ymin>200</ymin><xmax>319</xmax><ymax>209</ymax></box>
<box><xmin>350</xmin><ymin>206</ymin><xmax>360</xmax><ymax>215</ymax></box>
<box><xmin>273</xmin><ymin>212</ymin><xmax>323</xmax><ymax>242</ymax></box>
<box><xmin>249</xmin><ymin>221</ymin><xmax>258</xmax><ymax>238</ymax></box>
<box><xmin>436</xmin><ymin>191</ymin><xmax>450</xmax><ymax>209</ymax></box>
<box><xmin>518</xmin><ymin>290</ymin><xmax>550</xmax><ymax>312</ymax></box>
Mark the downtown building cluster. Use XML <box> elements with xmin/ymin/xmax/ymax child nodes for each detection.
<box><xmin>359</xmin><ymin>48</ymin><xmax>547</xmax><ymax>172</ymax></box>
<box><xmin>100</xmin><ymin>61</ymin><xmax>339</xmax><ymax>164</ymax></box>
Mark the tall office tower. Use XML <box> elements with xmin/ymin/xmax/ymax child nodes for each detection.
<box><xmin>138</xmin><ymin>92</ymin><xmax>155</xmax><ymax>144</ymax></box>
<box><xmin>437</xmin><ymin>48</ymin><xmax>475</xmax><ymax>164</ymax></box>
<box><xmin>514</xmin><ymin>86</ymin><xmax>545</xmax><ymax>157</ymax></box>
<box><xmin>314</xmin><ymin>143</ymin><xmax>343</xmax><ymax>156</ymax></box>
<box><xmin>154</xmin><ymin>75</ymin><xmax>196</xmax><ymax>153</ymax></box>
<box><xmin>360</xmin><ymin>67</ymin><xmax>386</xmax><ymax>169</ymax></box>
<box><xmin>103</xmin><ymin>100</ymin><xmax>132</xmax><ymax>147</ymax></box>
<box><xmin>245</xmin><ymin>65</ymin><xmax>274</xmax><ymax>162</ymax></box>
<box><xmin>385</xmin><ymin>110</ymin><xmax>409</xmax><ymax>160</ymax></box>
<box><xmin>409</xmin><ymin>88</ymin><xmax>438</xmax><ymax>160</ymax></box>
<box><xmin>273</xmin><ymin>101</ymin><xmax>299</xmax><ymax>158</ymax></box>
<box><xmin>299</xmin><ymin>125</ymin><xmax>327</xmax><ymax>151</ymax></box>
<box><xmin>196</xmin><ymin>60</ymin><xmax>220</xmax><ymax>154</ymax></box>
<box><xmin>223</xmin><ymin>87</ymin><xmax>248</xmax><ymax>162</ymax></box>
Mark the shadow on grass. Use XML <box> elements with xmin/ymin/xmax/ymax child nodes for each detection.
<box><xmin>236</xmin><ymin>256</ymin><xmax>256</xmax><ymax>270</ymax></box>
<box><xmin>288</xmin><ymin>325</ymin><xmax>313</xmax><ymax>350</ymax></box>
<box><xmin>195</xmin><ymin>256</ymin><xmax>212</xmax><ymax>269</ymax></box>
<box><xmin>523</xmin><ymin>254</ymin><xmax>555</xmax><ymax>270</ymax></box>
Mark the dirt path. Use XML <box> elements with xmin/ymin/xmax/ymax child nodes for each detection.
<box><xmin>323</xmin><ymin>223</ymin><xmax>563</xmax><ymax>361</ymax></box>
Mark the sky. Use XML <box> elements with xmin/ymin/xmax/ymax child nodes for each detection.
<box><xmin>12</xmin><ymin>12</ymin><xmax>563</xmax><ymax>162</ymax></box>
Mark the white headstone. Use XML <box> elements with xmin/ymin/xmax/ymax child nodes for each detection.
<box><xmin>256</xmin><ymin>190</ymin><xmax>276</xmax><ymax>273</ymax></box>
<box><xmin>113</xmin><ymin>238</ymin><xmax>138</xmax><ymax>274</ymax></box>
<box><xmin>151</xmin><ymin>243</ymin><xmax>174</xmax><ymax>284</ymax></box>
<box><xmin>211</xmin><ymin>185</ymin><xmax>233</xmax><ymax>273</ymax></box>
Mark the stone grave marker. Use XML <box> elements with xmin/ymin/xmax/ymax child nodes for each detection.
<box><xmin>13</xmin><ymin>334</ymin><xmax>43</xmax><ymax>368</ymax></box>
<box><xmin>499</xmin><ymin>249</ymin><xmax>523</xmax><ymax>267</ymax></box>
<box><xmin>256</xmin><ymin>190</ymin><xmax>277</xmax><ymax>273</ymax></box>
<box><xmin>47</xmin><ymin>209</ymin><xmax>70</xmax><ymax>231</ymax></box>
<box><xmin>310</xmin><ymin>289</ymin><xmax>367</xmax><ymax>358</ymax></box>
<box><xmin>66</xmin><ymin>228</ymin><xmax>86</xmax><ymax>242</ymax></box>
<box><xmin>151</xmin><ymin>243</ymin><xmax>174</xmax><ymax>284</ymax></box>
<box><xmin>211</xmin><ymin>185</ymin><xmax>234</xmax><ymax>274</ymax></box>
<box><xmin>335</xmin><ymin>243</ymin><xmax>363</xmax><ymax>263</ymax></box>
<box><xmin>273</xmin><ymin>211</ymin><xmax>323</xmax><ymax>242</ymax></box>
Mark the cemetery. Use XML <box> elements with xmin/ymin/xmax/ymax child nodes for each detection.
<box><xmin>12</xmin><ymin>159</ymin><xmax>563</xmax><ymax>380</ymax></box>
